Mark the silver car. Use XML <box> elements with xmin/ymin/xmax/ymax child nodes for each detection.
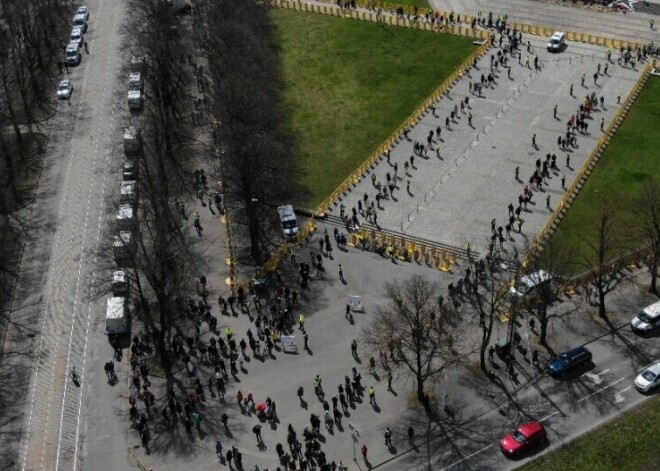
<box><xmin>57</xmin><ymin>80</ymin><xmax>73</xmax><ymax>100</ymax></box>
<box><xmin>77</xmin><ymin>6</ymin><xmax>89</xmax><ymax>21</ymax></box>
<box><xmin>70</xmin><ymin>27</ymin><xmax>84</xmax><ymax>47</ymax></box>
<box><xmin>634</xmin><ymin>361</ymin><xmax>660</xmax><ymax>393</ymax></box>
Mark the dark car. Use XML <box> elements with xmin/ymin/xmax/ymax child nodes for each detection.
<box><xmin>546</xmin><ymin>346</ymin><xmax>592</xmax><ymax>377</ymax></box>
<box><xmin>500</xmin><ymin>421</ymin><xmax>547</xmax><ymax>456</ymax></box>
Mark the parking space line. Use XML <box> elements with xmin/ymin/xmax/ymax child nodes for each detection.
<box><xmin>540</xmin><ymin>410</ymin><xmax>561</xmax><ymax>422</ymax></box>
<box><xmin>439</xmin><ymin>445</ymin><xmax>494</xmax><ymax>471</ymax></box>
<box><xmin>577</xmin><ymin>377</ymin><xmax>626</xmax><ymax>403</ymax></box>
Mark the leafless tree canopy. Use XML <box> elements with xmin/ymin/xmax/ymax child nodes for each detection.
<box><xmin>632</xmin><ymin>182</ymin><xmax>660</xmax><ymax>294</ymax></box>
<box><xmin>362</xmin><ymin>275</ymin><xmax>461</xmax><ymax>413</ymax></box>
<box><xmin>197</xmin><ymin>0</ymin><xmax>303</xmax><ymax>263</ymax></box>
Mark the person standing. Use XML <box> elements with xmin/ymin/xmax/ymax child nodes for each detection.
<box><xmin>384</xmin><ymin>427</ymin><xmax>392</xmax><ymax>446</ymax></box>
<box><xmin>369</xmin><ymin>386</ymin><xmax>376</xmax><ymax>405</ymax></box>
<box><xmin>253</xmin><ymin>424</ymin><xmax>262</xmax><ymax>444</ymax></box>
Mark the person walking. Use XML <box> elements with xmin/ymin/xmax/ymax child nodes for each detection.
<box><xmin>361</xmin><ymin>444</ymin><xmax>368</xmax><ymax>460</ymax></box>
<box><xmin>384</xmin><ymin>427</ymin><xmax>393</xmax><ymax>447</ymax></box>
<box><xmin>386</xmin><ymin>371</ymin><xmax>393</xmax><ymax>391</ymax></box>
<box><xmin>298</xmin><ymin>314</ymin><xmax>305</xmax><ymax>330</ymax></box>
<box><xmin>338</xmin><ymin>264</ymin><xmax>344</xmax><ymax>282</ymax></box>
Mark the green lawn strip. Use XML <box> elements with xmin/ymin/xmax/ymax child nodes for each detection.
<box><xmin>548</xmin><ymin>76</ymin><xmax>660</xmax><ymax>270</ymax></box>
<box><xmin>517</xmin><ymin>395</ymin><xmax>660</xmax><ymax>471</ymax></box>
<box><xmin>271</xmin><ymin>9</ymin><xmax>475</xmax><ymax>207</ymax></box>
<box><xmin>386</xmin><ymin>0</ymin><xmax>429</xmax><ymax>8</ymax></box>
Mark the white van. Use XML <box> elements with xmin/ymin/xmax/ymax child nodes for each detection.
<box><xmin>631</xmin><ymin>301</ymin><xmax>660</xmax><ymax>333</ymax></box>
<box><xmin>106</xmin><ymin>296</ymin><xmax>129</xmax><ymax>335</ymax></box>
<box><xmin>120</xmin><ymin>180</ymin><xmax>137</xmax><ymax>204</ymax></box>
<box><xmin>509</xmin><ymin>270</ymin><xmax>553</xmax><ymax>299</ymax></box>
<box><xmin>72</xmin><ymin>13</ymin><xmax>88</xmax><ymax>33</ymax></box>
<box><xmin>547</xmin><ymin>32</ymin><xmax>565</xmax><ymax>52</ymax></box>
<box><xmin>112</xmin><ymin>270</ymin><xmax>129</xmax><ymax>296</ymax></box>
<box><xmin>116</xmin><ymin>204</ymin><xmax>135</xmax><ymax>230</ymax></box>
<box><xmin>277</xmin><ymin>205</ymin><xmax>299</xmax><ymax>239</ymax></box>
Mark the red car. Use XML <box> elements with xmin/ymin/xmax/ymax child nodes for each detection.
<box><xmin>499</xmin><ymin>421</ymin><xmax>547</xmax><ymax>456</ymax></box>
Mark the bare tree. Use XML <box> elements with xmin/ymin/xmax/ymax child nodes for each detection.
<box><xmin>578</xmin><ymin>202</ymin><xmax>624</xmax><ymax>318</ymax></box>
<box><xmin>632</xmin><ymin>182</ymin><xmax>660</xmax><ymax>295</ymax></box>
<box><xmin>362</xmin><ymin>275</ymin><xmax>461</xmax><ymax>415</ymax></box>
<box><xmin>526</xmin><ymin>241</ymin><xmax>577</xmax><ymax>346</ymax></box>
<box><xmin>199</xmin><ymin>0</ymin><xmax>302</xmax><ymax>264</ymax></box>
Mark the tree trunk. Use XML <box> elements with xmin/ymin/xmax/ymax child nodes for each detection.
<box><xmin>650</xmin><ymin>259</ymin><xmax>658</xmax><ymax>295</ymax></box>
<box><xmin>598</xmin><ymin>285</ymin><xmax>606</xmax><ymax>318</ymax></box>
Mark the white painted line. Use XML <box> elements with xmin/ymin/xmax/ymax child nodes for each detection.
<box><xmin>440</xmin><ymin>444</ymin><xmax>494</xmax><ymax>471</ymax></box>
<box><xmin>577</xmin><ymin>377</ymin><xmax>626</xmax><ymax>403</ymax></box>
<box><xmin>540</xmin><ymin>410</ymin><xmax>561</xmax><ymax>422</ymax></box>
<box><xmin>619</xmin><ymin>386</ymin><xmax>631</xmax><ymax>393</ymax></box>
<box><xmin>598</xmin><ymin>369</ymin><xmax>610</xmax><ymax>376</ymax></box>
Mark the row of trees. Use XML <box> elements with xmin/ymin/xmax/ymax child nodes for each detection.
<box><xmin>112</xmin><ymin>0</ymin><xmax>201</xmax><ymax>366</ymax></box>
<box><xmin>361</xmin><ymin>182</ymin><xmax>660</xmax><ymax>417</ymax></box>
<box><xmin>0</xmin><ymin>0</ymin><xmax>74</xmax><ymax>314</ymax></box>
<box><xmin>196</xmin><ymin>0</ymin><xmax>302</xmax><ymax>264</ymax></box>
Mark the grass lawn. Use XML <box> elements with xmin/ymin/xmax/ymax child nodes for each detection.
<box><xmin>548</xmin><ymin>76</ymin><xmax>660</xmax><ymax>267</ymax></box>
<box><xmin>271</xmin><ymin>9</ymin><xmax>475</xmax><ymax>207</ymax></box>
<box><xmin>518</xmin><ymin>396</ymin><xmax>660</xmax><ymax>471</ymax></box>
<box><xmin>386</xmin><ymin>0</ymin><xmax>430</xmax><ymax>8</ymax></box>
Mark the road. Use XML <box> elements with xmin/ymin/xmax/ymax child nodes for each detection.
<box><xmin>0</xmin><ymin>0</ymin><xmax>130</xmax><ymax>470</ymax></box>
<box><xmin>429</xmin><ymin>0</ymin><xmax>660</xmax><ymax>44</ymax></box>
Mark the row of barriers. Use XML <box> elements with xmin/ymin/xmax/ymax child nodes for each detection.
<box><xmin>223</xmin><ymin>0</ymin><xmax>655</xmax><ymax>291</ymax></box>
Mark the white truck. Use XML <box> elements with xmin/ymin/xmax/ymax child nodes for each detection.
<box><xmin>128</xmin><ymin>56</ymin><xmax>146</xmax><ymax>111</ymax></box>
<box><xmin>106</xmin><ymin>296</ymin><xmax>129</xmax><ymax>335</ymax></box>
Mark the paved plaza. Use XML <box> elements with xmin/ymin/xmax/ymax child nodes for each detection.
<box><xmin>331</xmin><ymin>36</ymin><xmax>643</xmax><ymax>256</ymax></box>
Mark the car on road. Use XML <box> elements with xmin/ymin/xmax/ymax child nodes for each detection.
<box><xmin>500</xmin><ymin>421</ymin><xmax>547</xmax><ymax>456</ymax></box>
<box><xmin>70</xmin><ymin>27</ymin><xmax>84</xmax><ymax>47</ymax></box>
<box><xmin>547</xmin><ymin>31</ymin><xmax>565</xmax><ymax>52</ymax></box>
<box><xmin>631</xmin><ymin>301</ymin><xmax>660</xmax><ymax>334</ymax></box>
<box><xmin>57</xmin><ymin>80</ymin><xmax>73</xmax><ymax>100</ymax></box>
<box><xmin>546</xmin><ymin>346</ymin><xmax>592</xmax><ymax>377</ymax></box>
<box><xmin>77</xmin><ymin>5</ymin><xmax>90</xmax><ymax>21</ymax></box>
<box><xmin>634</xmin><ymin>361</ymin><xmax>660</xmax><ymax>393</ymax></box>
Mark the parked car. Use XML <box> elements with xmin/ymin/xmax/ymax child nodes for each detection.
<box><xmin>634</xmin><ymin>360</ymin><xmax>660</xmax><ymax>393</ymax></box>
<box><xmin>57</xmin><ymin>80</ymin><xmax>73</xmax><ymax>100</ymax></box>
<box><xmin>70</xmin><ymin>27</ymin><xmax>84</xmax><ymax>47</ymax></box>
<box><xmin>546</xmin><ymin>346</ymin><xmax>592</xmax><ymax>377</ymax></box>
<box><xmin>500</xmin><ymin>422</ymin><xmax>547</xmax><ymax>456</ymax></box>
<box><xmin>77</xmin><ymin>5</ymin><xmax>90</xmax><ymax>21</ymax></box>
<box><xmin>65</xmin><ymin>42</ymin><xmax>81</xmax><ymax>66</ymax></box>
<box><xmin>72</xmin><ymin>13</ymin><xmax>87</xmax><ymax>33</ymax></box>
<box><xmin>509</xmin><ymin>270</ymin><xmax>553</xmax><ymax>301</ymax></box>
<box><xmin>631</xmin><ymin>301</ymin><xmax>660</xmax><ymax>334</ymax></box>
<box><xmin>547</xmin><ymin>31</ymin><xmax>566</xmax><ymax>52</ymax></box>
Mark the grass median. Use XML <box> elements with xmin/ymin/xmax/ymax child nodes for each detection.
<box><xmin>549</xmin><ymin>76</ymin><xmax>660</xmax><ymax>268</ymax></box>
<box><xmin>271</xmin><ymin>9</ymin><xmax>475</xmax><ymax>207</ymax></box>
<box><xmin>517</xmin><ymin>395</ymin><xmax>660</xmax><ymax>471</ymax></box>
